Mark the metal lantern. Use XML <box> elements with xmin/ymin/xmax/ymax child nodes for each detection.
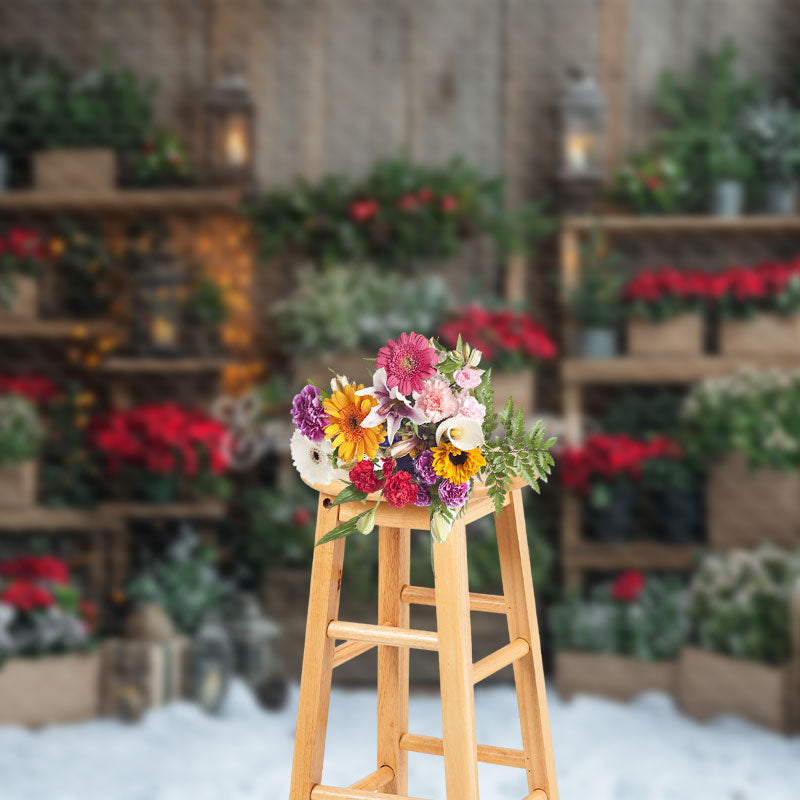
<box><xmin>132</xmin><ymin>254</ymin><xmax>188</xmax><ymax>356</ymax></box>
<box><xmin>190</xmin><ymin>616</ymin><xmax>234</xmax><ymax>715</ymax></box>
<box><xmin>558</xmin><ymin>65</ymin><xmax>606</xmax><ymax>180</ymax></box>
<box><xmin>204</xmin><ymin>58</ymin><xmax>255</xmax><ymax>186</ymax></box>
<box><xmin>228</xmin><ymin>593</ymin><xmax>282</xmax><ymax>690</ymax></box>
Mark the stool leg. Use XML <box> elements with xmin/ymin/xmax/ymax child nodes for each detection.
<box><xmin>495</xmin><ymin>489</ymin><xmax>559</xmax><ymax>800</ymax></box>
<box><xmin>377</xmin><ymin>526</ymin><xmax>410</xmax><ymax>794</ymax></box>
<box><xmin>433</xmin><ymin>519</ymin><xmax>480</xmax><ymax>800</ymax></box>
<box><xmin>289</xmin><ymin>496</ymin><xmax>346</xmax><ymax>800</ymax></box>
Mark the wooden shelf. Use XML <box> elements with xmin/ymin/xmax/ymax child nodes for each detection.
<box><xmin>562</xmin><ymin>355</ymin><xmax>800</xmax><ymax>385</ymax></box>
<box><xmin>0</xmin><ymin>508</ymin><xmax>120</xmax><ymax>532</ymax></box>
<box><xmin>100</xmin><ymin>356</ymin><xmax>230</xmax><ymax>373</ymax></box>
<box><xmin>563</xmin><ymin>542</ymin><xmax>701</xmax><ymax>571</ymax></box>
<box><xmin>99</xmin><ymin>501</ymin><xmax>226</xmax><ymax>520</ymax></box>
<box><xmin>563</xmin><ymin>214</ymin><xmax>800</xmax><ymax>235</ymax></box>
<box><xmin>0</xmin><ymin>318</ymin><xmax>121</xmax><ymax>339</ymax></box>
<box><xmin>0</xmin><ymin>188</ymin><xmax>239</xmax><ymax>213</ymax></box>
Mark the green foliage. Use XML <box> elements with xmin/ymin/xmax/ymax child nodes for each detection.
<box><xmin>124</xmin><ymin>128</ymin><xmax>192</xmax><ymax>186</ymax></box>
<box><xmin>611</xmin><ymin>152</ymin><xmax>687</xmax><ymax>214</ymax></box>
<box><xmin>655</xmin><ymin>38</ymin><xmax>759</xmax><ymax>208</ymax></box>
<box><xmin>602</xmin><ymin>391</ymin><xmax>682</xmax><ymax>439</ymax></box>
<box><xmin>244</xmin><ymin>156</ymin><xmax>551</xmax><ymax>267</ymax></box>
<box><xmin>550</xmin><ymin>577</ymin><xmax>689</xmax><ymax>661</ymax></box>
<box><xmin>126</xmin><ymin>530</ymin><xmax>228</xmax><ymax>636</ymax></box>
<box><xmin>186</xmin><ymin>278</ymin><xmax>229</xmax><ymax>327</ymax></box>
<box><xmin>742</xmin><ymin>100</ymin><xmax>800</xmax><ymax>181</ymax></box>
<box><xmin>272</xmin><ymin>264</ymin><xmax>449</xmax><ymax>357</ymax></box>
<box><xmin>0</xmin><ymin>394</ymin><xmax>43</xmax><ymax>466</ymax></box>
<box><xmin>681</xmin><ymin>369</ymin><xmax>800</xmax><ymax>471</ymax></box>
<box><xmin>640</xmin><ymin>455</ymin><xmax>698</xmax><ymax>492</ymax></box>
<box><xmin>569</xmin><ymin>231</ymin><xmax>626</xmax><ymax>327</ymax></box>
<box><xmin>690</xmin><ymin>545</ymin><xmax>800</xmax><ymax>665</ymax></box>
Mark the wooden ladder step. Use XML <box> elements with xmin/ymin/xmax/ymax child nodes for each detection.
<box><xmin>349</xmin><ymin>766</ymin><xmax>394</xmax><ymax>791</ymax></box>
<box><xmin>472</xmin><ymin>637</ymin><xmax>530</xmax><ymax>684</ymax></box>
<box><xmin>311</xmin><ymin>787</ymin><xmax>429</xmax><ymax>800</ymax></box>
<box><xmin>327</xmin><ymin>621</ymin><xmax>438</xmax><ymax>651</ymax></box>
<box><xmin>332</xmin><ymin>640</ymin><xmax>376</xmax><ymax>668</ymax></box>
<box><xmin>399</xmin><ymin>733</ymin><xmax>527</xmax><ymax>769</ymax></box>
<box><xmin>400</xmin><ymin>584</ymin><xmax>507</xmax><ymax>614</ymax></box>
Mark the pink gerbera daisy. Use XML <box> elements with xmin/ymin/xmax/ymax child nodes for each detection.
<box><xmin>376</xmin><ymin>332</ymin><xmax>438</xmax><ymax>395</ymax></box>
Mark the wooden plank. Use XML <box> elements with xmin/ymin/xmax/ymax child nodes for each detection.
<box><xmin>432</xmin><ymin>518</ymin><xmax>480</xmax><ymax>800</ymax></box>
<box><xmin>332</xmin><ymin>640</ymin><xmax>375</xmax><ymax>669</ymax></box>
<box><xmin>564</xmin><ymin>215</ymin><xmax>800</xmax><ymax>233</ymax></box>
<box><xmin>599</xmin><ymin>0</ymin><xmax>629</xmax><ymax>174</ymax></box>
<box><xmin>495</xmin><ymin>489</ymin><xmax>559</xmax><ymax>799</ymax></box>
<box><xmin>377</xmin><ymin>525</ymin><xmax>410</xmax><ymax>795</ymax></box>
<box><xmin>399</xmin><ymin>733</ymin><xmax>526</xmax><ymax>769</ymax></box>
<box><xmin>0</xmin><ymin>508</ymin><xmax>114</xmax><ymax>532</ymax></box>
<box><xmin>0</xmin><ymin>320</ymin><xmax>122</xmax><ymax>338</ymax></box>
<box><xmin>326</xmin><ymin>621</ymin><xmax>438</xmax><ymax>652</ymax></box>
<box><xmin>400</xmin><ymin>585</ymin><xmax>507</xmax><ymax>615</ymax></box>
<box><xmin>473</xmin><ymin>637</ymin><xmax>530</xmax><ymax>685</ymax></box>
<box><xmin>0</xmin><ymin>190</ymin><xmax>237</xmax><ymax>213</ymax></box>
<box><xmin>99</xmin><ymin>502</ymin><xmax>226</xmax><ymax>520</ymax></box>
<box><xmin>311</xmin><ymin>786</ymin><xmax>428</xmax><ymax>800</ymax></box>
<box><xmin>100</xmin><ymin>357</ymin><xmax>229</xmax><ymax>373</ymax></box>
<box><xmin>564</xmin><ymin>542</ymin><xmax>699</xmax><ymax>571</ymax></box>
<box><xmin>289</xmin><ymin>495</ymin><xmax>346</xmax><ymax>800</ymax></box>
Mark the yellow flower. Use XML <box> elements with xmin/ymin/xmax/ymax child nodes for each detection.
<box><xmin>431</xmin><ymin>442</ymin><xmax>486</xmax><ymax>484</ymax></box>
<box><xmin>323</xmin><ymin>383</ymin><xmax>383</xmax><ymax>463</ymax></box>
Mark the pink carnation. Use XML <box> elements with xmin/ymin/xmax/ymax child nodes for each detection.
<box><xmin>457</xmin><ymin>393</ymin><xmax>486</xmax><ymax>424</ymax></box>
<box><xmin>454</xmin><ymin>368</ymin><xmax>482</xmax><ymax>389</ymax></box>
<box><xmin>415</xmin><ymin>377</ymin><xmax>458</xmax><ymax>423</ymax></box>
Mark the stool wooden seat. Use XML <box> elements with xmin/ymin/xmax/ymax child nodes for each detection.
<box><xmin>289</xmin><ymin>477</ymin><xmax>558</xmax><ymax>800</ymax></box>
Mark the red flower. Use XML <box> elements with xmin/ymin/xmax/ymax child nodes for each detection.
<box><xmin>6</xmin><ymin>228</ymin><xmax>45</xmax><ymax>260</ymax></box>
<box><xmin>417</xmin><ymin>187</ymin><xmax>434</xmax><ymax>204</ymax></box>
<box><xmin>383</xmin><ymin>470</ymin><xmax>417</xmax><ymax>509</ymax></box>
<box><xmin>381</xmin><ymin>458</ymin><xmax>396</xmax><ymax>478</ymax></box>
<box><xmin>0</xmin><ymin>374</ymin><xmax>59</xmax><ymax>404</ymax></box>
<box><xmin>349</xmin><ymin>199</ymin><xmax>379</xmax><ymax>223</ymax></box>
<box><xmin>291</xmin><ymin>507</ymin><xmax>311</xmax><ymax>527</ymax></box>
<box><xmin>612</xmin><ymin>570</ymin><xmax>645</xmax><ymax>602</ymax></box>
<box><xmin>397</xmin><ymin>194</ymin><xmax>418</xmax><ymax>212</ymax></box>
<box><xmin>0</xmin><ymin>580</ymin><xmax>54</xmax><ymax>611</ymax></box>
<box><xmin>440</xmin><ymin>195</ymin><xmax>458</xmax><ymax>213</ymax></box>
<box><xmin>349</xmin><ymin>459</ymin><xmax>384</xmax><ymax>493</ymax></box>
<box><xmin>0</xmin><ymin>555</ymin><xmax>70</xmax><ymax>584</ymax></box>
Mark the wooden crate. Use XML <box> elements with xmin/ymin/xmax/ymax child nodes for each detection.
<box><xmin>555</xmin><ymin>651</ymin><xmax>676</xmax><ymax>702</ymax></box>
<box><xmin>33</xmin><ymin>148</ymin><xmax>116</xmax><ymax>193</ymax></box>
<box><xmin>677</xmin><ymin>646</ymin><xmax>799</xmax><ymax>733</ymax></box>
<box><xmin>627</xmin><ymin>313</ymin><xmax>704</xmax><ymax>357</ymax></box>
<box><xmin>0</xmin><ymin>460</ymin><xmax>38</xmax><ymax>509</ymax></box>
<box><xmin>0</xmin><ymin>652</ymin><xmax>100</xmax><ymax>726</ymax></box>
<box><xmin>720</xmin><ymin>313</ymin><xmax>800</xmax><ymax>357</ymax></box>
<box><xmin>0</xmin><ymin>276</ymin><xmax>38</xmax><ymax>320</ymax></box>
<box><xmin>708</xmin><ymin>453</ymin><xmax>800</xmax><ymax>549</ymax></box>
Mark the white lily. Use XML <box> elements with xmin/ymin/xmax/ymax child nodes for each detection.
<box><xmin>435</xmin><ymin>415</ymin><xmax>485</xmax><ymax>450</ymax></box>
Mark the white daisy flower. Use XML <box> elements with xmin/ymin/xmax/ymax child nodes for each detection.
<box><xmin>290</xmin><ymin>429</ymin><xmax>336</xmax><ymax>485</ymax></box>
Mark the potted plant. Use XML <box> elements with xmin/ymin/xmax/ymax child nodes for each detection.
<box><xmin>611</xmin><ymin>152</ymin><xmax>687</xmax><ymax>215</ymax></box>
<box><xmin>711</xmin><ymin>258</ymin><xmax>800</xmax><ymax>355</ymax></box>
<box><xmin>273</xmin><ymin>263</ymin><xmax>449</xmax><ymax>388</ymax></box>
<box><xmin>678</xmin><ymin>546</ymin><xmax>800</xmax><ymax>733</ymax></box>
<box><xmin>552</xmin><ymin>572</ymin><xmax>688</xmax><ymax>701</ymax></box>
<box><xmin>622</xmin><ymin>266</ymin><xmax>708</xmax><ymax>356</ymax></box>
<box><xmin>0</xmin><ymin>227</ymin><xmax>45</xmax><ymax>319</ymax></box>
<box><xmin>569</xmin><ymin>233</ymin><xmax>625</xmax><ymax>358</ymax></box>
<box><xmin>121</xmin><ymin>128</ymin><xmax>193</xmax><ymax>188</ymax></box>
<box><xmin>743</xmin><ymin>101</ymin><xmax>800</xmax><ymax>215</ymax></box>
<box><xmin>185</xmin><ymin>277</ymin><xmax>229</xmax><ymax>355</ymax></box>
<box><xmin>560</xmin><ymin>434</ymin><xmax>674</xmax><ymax>542</ymax></box>
<box><xmin>90</xmin><ymin>404</ymin><xmax>233</xmax><ymax>504</ymax></box>
<box><xmin>708</xmin><ymin>134</ymin><xmax>752</xmax><ymax>217</ymax></box>
<box><xmin>641</xmin><ymin>443</ymin><xmax>704</xmax><ymax>544</ymax></box>
<box><xmin>0</xmin><ymin>393</ymin><xmax>44</xmax><ymax>509</ymax></box>
<box><xmin>0</xmin><ymin>554</ymin><xmax>99</xmax><ymax>726</ymax></box>
<box><xmin>437</xmin><ymin>307</ymin><xmax>557</xmax><ymax>417</ymax></box>
<box><xmin>682</xmin><ymin>369</ymin><xmax>800</xmax><ymax>548</ymax></box>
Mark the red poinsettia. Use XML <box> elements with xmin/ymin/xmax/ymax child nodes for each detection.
<box><xmin>438</xmin><ymin>307</ymin><xmax>557</xmax><ymax>371</ymax></box>
<box><xmin>0</xmin><ymin>373</ymin><xmax>59</xmax><ymax>404</ymax></box>
<box><xmin>0</xmin><ymin>580</ymin><xmax>54</xmax><ymax>611</ymax></box>
<box><xmin>350</xmin><ymin>198</ymin><xmax>379</xmax><ymax>223</ymax></box>
<box><xmin>611</xmin><ymin>570</ymin><xmax>645</xmax><ymax>602</ymax></box>
<box><xmin>0</xmin><ymin>555</ymin><xmax>70</xmax><ymax>585</ymax></box>
<box><xmin>90</xmin><ymin>404</ymin><xmax>231</xmax><ymax>478</ymax></box>
<box><xmin>3</xmin><ymin>227</ymin><xmax>46</xmax><ymax>261</ymax></box>
<box><xmin>560</xmin><ymin>434</ymin><xmax>680</xmax><ymax>494</ymax></box>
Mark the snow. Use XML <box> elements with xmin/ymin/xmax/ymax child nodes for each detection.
<box><xmin>0</xmin><ymin>681</ymin><xmax>798</xmax><ymax>800</ymax></box>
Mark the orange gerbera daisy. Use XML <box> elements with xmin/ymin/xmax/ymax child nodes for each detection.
<box><xmin>323</xmin><ymin>383</ymin><xmax>384</xmax><ymax>463</ymax></box>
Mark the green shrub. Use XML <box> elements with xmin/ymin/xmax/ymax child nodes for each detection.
<box><xmin>0</xmin><ymin>394</ymin><xmax>43</xmax><ymax>466</ymax></box>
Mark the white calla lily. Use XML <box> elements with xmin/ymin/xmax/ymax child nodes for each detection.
<box><xmin>435</xmin><ymin>415</ymin><xmax>485</xmax><ymax>450</ymax></box>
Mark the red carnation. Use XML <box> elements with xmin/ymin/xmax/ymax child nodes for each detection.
<box><xmin>381</xmin><ymin>458</ymin><xmax>396</xmax><ymax>478</ymax></box>
<box><xmin>383</xmin><ymin>470</ymin><xmax>417</xmax><ymax>509</ymax></box>
<box><xmin>349</xmin><ymin>459</ymin><xmax>384</xmax><ymax>493</ymax></box>
<box><xmin>612</xmin><ymin>570</ymin><xmax>645</xmax><ymax>602</ymax></box>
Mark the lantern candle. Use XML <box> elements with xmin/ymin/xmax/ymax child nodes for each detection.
<box><xmin>565</xmin><ymin>133</ymin><xmax>594</xmax><ymax>174</ymax></box>
<box><xmin>225</xmin><ymin>119</ymin><xmax>248</xmax><ymax>167</ymax></box>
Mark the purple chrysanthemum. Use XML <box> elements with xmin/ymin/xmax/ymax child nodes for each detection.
<box><xmin>414</xmin><ymin>450</ymin><xmax>437</xmax><ymax>485</ymax></box>
<box><xmin>291</xmin><ymin>384</ymin><xmax>329</xmax><ymax>443</ymax></box>
<box><xmin>438</xmin><ymin>479</ymin><xmax>470</xmax><ymax>509</ymax></box>
<box><xmin>414</xmin><ymin>484</ymin><xmax>432</xmax><ymax>507</ymax></box>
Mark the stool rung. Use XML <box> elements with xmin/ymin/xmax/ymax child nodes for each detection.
<box><xmin>472</xmin><ymin>637</ymin><xmax>530</xmax><ymax>684</ymax></box>
<box><xmin>332</xmin><ymin>640</ymin><xmax>375</xmax><ymax>668</ymax></box>
<box><xmin>327</xmin><ymin>620</ymin><xmax>438</xmax><ymax>651</ymax></box>
<box><xmin>349</xmin><ymin>765</ymin><xmax>394</xmax><ymax>790</ymax></box>
<box><xmin>400</xmin><ymin>584</ymin><xmax>507</xmax><ymax>615</ymax></box>
<box><xmin>311</xmin><ymin>787</ymin><xmax>429</xmax><ymax>800</ymax></box>
<box><xmin>524</xmin><ymin>791</ymin><xmax>548</xmax><ymax>800</ymax></box>
<box><xmin>399</xmin><ymin>733</ymin><xmax>526</xmax><ymax>769</ymax></box>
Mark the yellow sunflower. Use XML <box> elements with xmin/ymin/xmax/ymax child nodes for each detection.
<box><xmin>431</xmin><ymin>442</ymin><xmax>486</xmax><ymax>484</ymax></box>
<box><xmin>323</xmin><ymin>383</ymin><xmax>384</xmax><ymax>462</ymax></box>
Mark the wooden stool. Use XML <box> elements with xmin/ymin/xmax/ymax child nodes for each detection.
<box><xmin>289</xmin><ymin>478</ymin><xmax>558</xmax><ymax>800</ymax></box>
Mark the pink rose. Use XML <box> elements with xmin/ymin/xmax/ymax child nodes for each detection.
<box><xmin>415</xmin><ymin>377</ymin><xmax>458</xmax><ymax>423</ymax></box>
<box><xmin>457</xmin><ymin>393</ymin><xmax>486</xmax><ymax>424</ymax></box>
<box><xmin>454</xmin><ymin>368</ymin><xmax>482</xmax><ymax>389</ymax></box>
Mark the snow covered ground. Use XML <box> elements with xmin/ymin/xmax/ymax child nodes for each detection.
<box><xmin>0</xmin><ymin>681</ymin><xmax>798</xmax><ymax>800</ymax></box>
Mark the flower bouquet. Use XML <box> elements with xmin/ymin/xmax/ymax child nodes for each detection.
<box><xmin>289</xmin><ymin>331</ymin><xmax>556</xmax><ymax>544</ymax></box>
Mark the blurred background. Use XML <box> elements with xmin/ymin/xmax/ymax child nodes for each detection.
<box><xmin>0</xmin><ymin>1</ymin><xmax>799</xmax><ymax>798</ymax></box>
